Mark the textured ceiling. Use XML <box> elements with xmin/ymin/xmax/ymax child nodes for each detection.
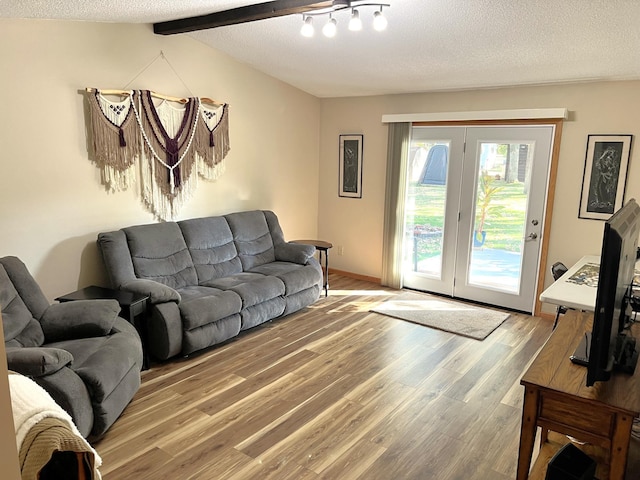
<box><xmin>3</xmin><ymin>0</ymin><xmax>640</xmax><ymax>98</ymax></box>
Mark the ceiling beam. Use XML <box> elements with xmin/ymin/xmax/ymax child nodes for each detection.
<box><xmin>153</xmin><ymin>0</ymin><xmax>335</xmax><ymax>35</ymax></box>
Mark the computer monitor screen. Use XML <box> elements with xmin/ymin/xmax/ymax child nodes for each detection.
<box><xmin>586</xmin><ymin>198</ymin><xmax>640</xmax><ymax>386</ymax></box>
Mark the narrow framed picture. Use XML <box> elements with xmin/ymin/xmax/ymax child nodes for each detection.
<box><xmin>339</xmin><ymin>134</ymin><xmax>363</xmax><ymax>198</ymax></box>
<box><xmin>579</xmin><ymin>134</ymin><xmax>633</xmax><ymax>220</ymax></box>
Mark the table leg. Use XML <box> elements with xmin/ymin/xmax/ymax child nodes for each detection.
<box><xmin>609</xmin><ymin>413</ymin><xmax>634</xmax><ymax>480</ymax></box>
<box><xmin>517</xmin><ymin>386</ymin><xmax>540</xmax><ymax>480</ymax></box>
<box><xmin>323</xmin><ymin>248</ymin><xmax>329</xmax><ymax>297</ymax></box>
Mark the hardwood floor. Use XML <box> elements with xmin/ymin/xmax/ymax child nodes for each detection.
<box><xmin>93</xmin><ymin>274</ymin><xmax>553</xmax><ymax>479</ymax></box>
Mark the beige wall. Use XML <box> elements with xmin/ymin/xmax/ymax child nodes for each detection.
<box><xmin>0</xmin><ymin>19</ymin><xmax>321</xmax><ymax>302</ymax></box>
<box><xmin>318</xmin><ymin>82</ymin><xmax>640</xmax><ymax>311</ymax></box>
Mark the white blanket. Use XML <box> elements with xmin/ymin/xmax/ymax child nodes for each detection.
<box><xmin>9</xmin><ymin>373</ymin><xmax>102</xmax><ymax>470</ymax></box>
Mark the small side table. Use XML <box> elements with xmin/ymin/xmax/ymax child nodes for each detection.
<box><xmin>56</xmin><ymin>286</ymin><xmax>150</xmax><ymax>370</ymax></box>
<box><xmin>292</xmin><ymin>240</ymin><xmax>333</xmax><ymax>297</ymax></box>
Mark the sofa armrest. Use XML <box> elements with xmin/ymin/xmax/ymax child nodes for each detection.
<box><xmin>6</xmin><ymin>347</ymin><xmax>74</xmax><ymax>377</ymax></box>
<box><xmin>121</xmin><ymin>279</ymin><xmax>181</xmax><ymax>304</ymax></box>
<box><xmin>41</xmin><ymin>300</ymin><xmax>120</xmax><ymax>342</ymax></box>
<box><xmin>264</xmin><ymin>210</ymin><xmax>315</xmax><ymax>264</ymax></box>
<box><xmin>275</xmin><ymin>242</ymin><xmax>316</xmax><ymax>265</ymax></box>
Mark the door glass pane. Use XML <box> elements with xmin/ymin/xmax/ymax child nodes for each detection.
<box><xmin>468</xmin><ymin>142</ymin><xmax>534</xmax><ymax>293</ymax></box>
<box><xmin>403</xmin><ymin>141</ymin><xmax>449</xmax><ymax>278</ymax></box>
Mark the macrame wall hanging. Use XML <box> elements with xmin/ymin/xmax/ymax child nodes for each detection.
<box><xmin>85</xmin><ymin>52</ymin><xmax>230</xmax><ymax>220</ymax></box>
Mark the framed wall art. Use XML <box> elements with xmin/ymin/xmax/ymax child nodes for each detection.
<box><xmin>578</xmin><ymin>134</ymin><xmax>632</xmax><ymax>220</ymax></box>
<box><xmin>339</xmin><ymin>134</ymin><xmax>363</xmax><ymax>198</ymax></box>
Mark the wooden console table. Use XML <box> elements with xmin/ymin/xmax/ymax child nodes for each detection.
<box><xmin>517</xmin><ymin>310</ymin><xmax>640</xmax><ymax>480</ymax></box>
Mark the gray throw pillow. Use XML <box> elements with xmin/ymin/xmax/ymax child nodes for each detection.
<box><xmin>40</xmin><ymin>300</ymin><xmax>119</xmax><ymax>342</ymax></box>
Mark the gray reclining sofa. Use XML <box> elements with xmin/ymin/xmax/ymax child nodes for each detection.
<box><xmin>98</xmin><ymin>210</ymin><xmax>323</xmax><ymax>361</ymax></box>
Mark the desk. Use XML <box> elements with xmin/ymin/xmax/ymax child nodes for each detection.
<box><xmin>516</xmin><ymin>309</ymin><xmax>640</xmax><ymax>480</ymax></box>
<box><xmin>540</xmin><ymin>255</ymin><xmax>600</xmax><ymax>311</ymax></box>
<box><xmin>292</xmin><ymin>240</ymin><xmax>332</xmax><ymax>297</ymax></box>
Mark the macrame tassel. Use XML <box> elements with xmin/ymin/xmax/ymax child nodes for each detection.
<box><xmin>212</xmin><ymin>111</ymin><xmax>230</xmax><ymax>162</ymax></box>
<box><xmin>165</xmin><ymin>139</ymin><xmax>182</xmax><ymax>191</ymax></box>
<box><xmin>86</xmin><ymin>91</ymin><xmax>139</xmax><ymax>192</ymax></box>
<box><xmin>195</xmin><ymin>104</ymin><xmax>230</xmax><ymax>180</ymax></box>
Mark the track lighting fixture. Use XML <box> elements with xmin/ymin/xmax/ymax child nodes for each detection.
<box><xmin>300</xmin><ymin>2</ymin><xmax>390</xmax><ymax>39</ymax></box>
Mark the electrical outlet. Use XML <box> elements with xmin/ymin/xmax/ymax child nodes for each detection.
<box><xmin>337</xmin><ymin>245</ymin><xmax>344</xmax><ymax>256</ymax></box>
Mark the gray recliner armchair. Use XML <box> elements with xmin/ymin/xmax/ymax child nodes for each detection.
<box><xmin>0</xmin><ymin>256</ymin><xmax>143</xmax><ymax>439</ymax></box>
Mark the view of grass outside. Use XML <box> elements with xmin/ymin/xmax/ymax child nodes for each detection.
<box><xmin>406</xmin><ymin>180</ymin><xmax>528</xmax><ymax>265</ymax></box>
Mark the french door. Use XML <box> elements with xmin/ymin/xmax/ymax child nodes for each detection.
<box><xmin>402</xmin><ymin>125</ymin><xmax>554</xmax><ymax>312</ymax></box>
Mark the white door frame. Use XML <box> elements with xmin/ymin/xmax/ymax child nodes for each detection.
<box><xmin>401</xmin><ymin>119</ymin><xmax>564</xmax><ymax>315</ymax></box>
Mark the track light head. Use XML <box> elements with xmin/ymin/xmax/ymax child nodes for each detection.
<box><xmin>373</xmin><ymin>8</ymin><xmax>388</xmax><ymax>31</ymax></box>
<box><xmin>300</xmin><ymin>15</ymin><xmax>314</xmax><ymax>37</ymax></box>
<box><xmin>348</xmin><ymin>9</ymin><xmax>362</xmax><ymax>31</ymax></box>
<box><xmin>322</xmin><ymin>15</ymin><xmax>337</xmax><ymax>38</ymax></box>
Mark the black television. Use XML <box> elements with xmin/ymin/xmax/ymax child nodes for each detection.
<box><xmin>571</xmin><ymin>198</ymin><xmax>640</xmax><ymax>386</ymax></box>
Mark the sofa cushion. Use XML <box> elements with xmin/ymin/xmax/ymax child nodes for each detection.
<box><xmin>229</xmin><ymin>276</ymin><xmax>285</xmax><ymax>309</ymax></box>
<box><xmin>53</xmin><ymin>335</ymin><xmax>139</xmax><ymax>404</ymax></box>
<box><xmin>179</xmin><ymin>216</ymin><xmax>242</xmax><ymax>283</ymax></box>
<box><xmin>124</xmin><ymin>222</ymin><xmax>197</xmax><ymax>289</ymax></box>
<box><xmin>179</xmin><ymin>290</ymin><xmax>242</xmax><ymax>330</ymax></box>
<box><xmin>177</xmin><ymin>285</ymin><xmax>225</xmax><ymax>302</ymax></box>
<box><xmin>203</xmin><ymin>273</ymin><xmax>285</xmax><ymax>308</ymax></box>
<box><xmin>0</xmin><ymin>265</ymin><xmax>44</xmax><ymax>347</ymax></box>
<box><xmin>249</xmin><ymin>262</ymin><xmax>322</xmax><ymax>295</ymax></box>
<box><xmin>225</xmin><ymin>211</ymin><xmax>276</xmax><ymax>270</ymax></box>
<box><xmin>202</xmin><ymin>272</ymin><xmax>266</xmax><ymax>290</ymax></box>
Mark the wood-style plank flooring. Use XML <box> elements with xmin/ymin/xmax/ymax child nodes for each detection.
<box><xmin>93</xmin><ymin>274</ymin><xmax>553</xmax><ymax>479</ymax></box>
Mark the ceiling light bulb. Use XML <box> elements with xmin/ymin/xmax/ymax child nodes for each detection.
<box><xmin>348</xmin><ymin>9</ymin><xmax>362</xmax><ymax>31</ymax></box>
<box><xmin>322</xmin><ymin>16</ymin><xmax>337</xmax><ymax>38</ymax></box>
<box><xmin>300</xmin><ymin>16</ymin><xmax>314</xmax><ymax>37</ymax></box>
<box><xmin>373</xmin><ymin>9</ymin><xmax>388</xmax><ymax>31</ymax></box>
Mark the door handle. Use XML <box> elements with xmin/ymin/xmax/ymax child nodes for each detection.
<box><xmin>525</xmin><ymin>232</ymin><xmax>538</xmax><ymax>241</ymax></box>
